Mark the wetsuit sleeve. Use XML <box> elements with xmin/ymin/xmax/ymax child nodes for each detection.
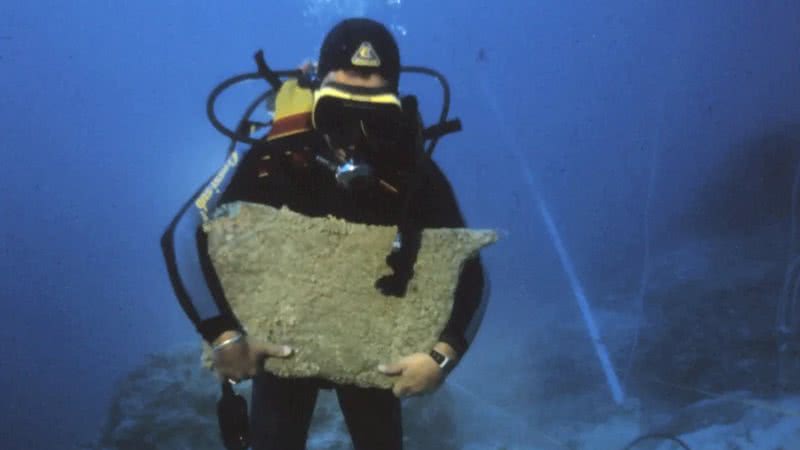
<box><xmin>160</xmin><ymin>146</ymin><xmax>268</xmax><ymax>344</ymax></box>
<box><xmin>409</xmin><ymin>159</ymin><xmax>487</xmax><ymax>357</ymax></box>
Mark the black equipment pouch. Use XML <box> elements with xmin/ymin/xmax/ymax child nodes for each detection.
<box><xmin>217</xmin><ymin>382</ymin><xmax>250</xmax><ymax>450</ymax></box>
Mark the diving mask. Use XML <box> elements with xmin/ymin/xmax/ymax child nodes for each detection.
<box><xmin>312</xmin><ymin>82</ymin><xmax>410</xmax><ymax>190</ymax></box>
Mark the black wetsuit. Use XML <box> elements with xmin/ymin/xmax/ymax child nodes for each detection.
<box><xmin>161</xmin><ymin>138</ymin><xmax>485</xmax><ymax>450</ymax></box>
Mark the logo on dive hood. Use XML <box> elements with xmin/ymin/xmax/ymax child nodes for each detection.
<box><xmin>351</xmin><ymin>41</ymin><xmax>381</xmax><ymax>68</ymax></box>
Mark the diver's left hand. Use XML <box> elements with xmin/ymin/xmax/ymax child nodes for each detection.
<box><xmin>378</xmin><ymin>353</ymin><xmax>445</xmax><ymax>398</ymax></box>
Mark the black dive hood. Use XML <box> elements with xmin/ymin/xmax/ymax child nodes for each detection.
<box><xmin>206</xmin><ymin>50</ymin><xmax>462</xmax><ymax>156</ymax></box>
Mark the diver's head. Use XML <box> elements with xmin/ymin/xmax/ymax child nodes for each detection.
<box><xmin>312</xmin><ymin>19</ymin><xmax>409</xmax><ymax>192</ymax></box>
<box><xmin>317</xmin><ymin>18</ymin><xmax>401</xmax><ymax>92</ymax></box>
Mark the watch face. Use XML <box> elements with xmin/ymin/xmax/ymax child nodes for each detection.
<box><xmin>430</xmin><ymin>350</ymin><xmax>447</xmax><ymax>366</ymax></box>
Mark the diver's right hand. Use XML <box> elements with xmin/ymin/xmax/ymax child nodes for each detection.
<box><xmin>211</xmin><ymin>330</ymin><xmax>294</xmax><ymax>383</ymax></box>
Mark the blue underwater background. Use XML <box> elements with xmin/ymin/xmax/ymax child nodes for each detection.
<box><xmin>2</xmin><ymin>1</ymin><xmax>800</xmax><ymax>449</ymax></box>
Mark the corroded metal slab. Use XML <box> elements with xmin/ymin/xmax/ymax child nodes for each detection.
<box><xmin>202</xmin><ymin>202</ymin><xmax>496</xmax><ymax>388</ymax></box>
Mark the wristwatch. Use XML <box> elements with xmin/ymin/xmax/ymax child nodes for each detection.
<box><xmin>429</xmin><ymin>349</ymin><xmax>455</xmax><ymax>374</ymax></box>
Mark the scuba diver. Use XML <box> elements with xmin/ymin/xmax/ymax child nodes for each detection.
<box><xmin>161</xmin><ymin>17</ymin><xmax>485</xmax><ymax>450</ymax></box>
